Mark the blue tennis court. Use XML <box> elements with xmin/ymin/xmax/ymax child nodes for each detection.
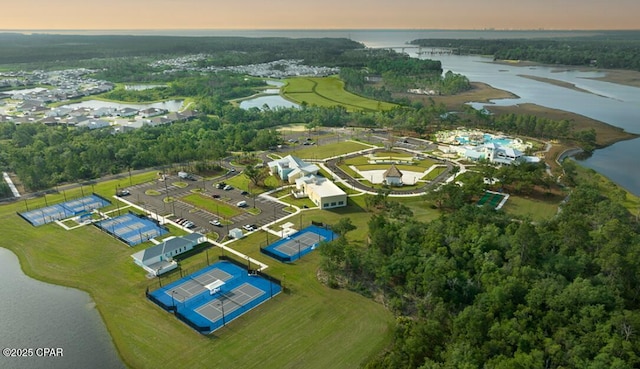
<box><xmin>95</xmin><ymin>212</ymin><xmax>168</xmax><ymax>246</ymax></box>
<box><xmin>147</xmin><ymin>260</ymin><xmax>281</xmax><ymax>334</ymax></box>
<box><xmin>260</xmin><ymin>225</ymin><xmax>338</xmax><ymax>262</ymax></box>
<box><xmin>19</xmin><ymin>194</ymin><xmax>111</xmax><ymax>226</ymax></box>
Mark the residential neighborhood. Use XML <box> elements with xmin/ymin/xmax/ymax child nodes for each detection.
<box><xmin>0</xmin><ymin>69</ymin><xmax>198</xmax><ymax>131</ymax></box>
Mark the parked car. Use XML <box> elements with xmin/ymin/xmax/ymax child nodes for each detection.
<box><xmin>242</xmin><ymin>224</ymin><xmax>255</xmax><ymax>231</ymax></box>
<box><xmin>117</xmin><ymin>189</ymin><xmax>130</xmax><ymax>196</ymax></box>
<box><xmin>223</xmin><ymin>185</ymin><xmax>233</xmax><ymax>191</ymax></box>
<box><xmin>237</xmin><ymin>201</ymin><xmax>248</xmax><ymax>208</ymax></box>
<box><xmin>209</xmin><ymin>219</ymin><xmax>221</xmax><ymax>227</ymax></box>
<box><xmin>240</xmin><ymin>190</ymin><xmax>249</xmax><ymax>196</ymax></box>
<box><xmin>212</xmin><ymin>194</ymin><xmax>220</xmax><ymax>198</ymax></box>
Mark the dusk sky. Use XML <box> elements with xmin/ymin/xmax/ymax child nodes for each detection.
<box><xmin>4</xmin><ymin>0</ymin><xmax>639</xmax><ymax>30</ymax></box>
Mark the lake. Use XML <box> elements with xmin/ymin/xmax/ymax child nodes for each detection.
<box><xmin>0</xmin><ymin>248</ymin><xmax>124</xmax><ymax>369</ymax></box>
<box><xmin>239</xmin><ymin>95</ymin><xmax>299</xmax><ymax>110</ymax></box>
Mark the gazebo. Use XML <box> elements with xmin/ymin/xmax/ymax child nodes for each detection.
<box><xmin>383</xmin><ymin>164</ymin><xmax>403</xmax><ymax>186</ymax></box>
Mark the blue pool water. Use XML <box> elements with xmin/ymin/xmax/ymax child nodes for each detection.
<box><xmin>456</xmin><ymin>134</ymin><xmax>514</xmax><ymax>146</ymax></box>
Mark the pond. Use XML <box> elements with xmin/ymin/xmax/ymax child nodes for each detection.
<box><xmin>0</xmin><ymin>248</ymin><xmax>124</xmax><ymax>369</ymax></box>
<box><xmin>239</xmin><ymin>95</ymin><xmax>299</xmax><ymax>110</ymax></box>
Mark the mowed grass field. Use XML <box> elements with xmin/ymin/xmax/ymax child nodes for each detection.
<box><xmin>0</xmin><ymin>172</ymin><xmax>393</xmax><ymax>369</ymax></box>
<box><xmin>282</xmin><ymin>77</ymin><xmax>397</xmax><ymax>112</ymax></box>
<box><xmin>289</xmin><ymin>140</ymin><xmax>375</xmax><ymax>160</ymax></box>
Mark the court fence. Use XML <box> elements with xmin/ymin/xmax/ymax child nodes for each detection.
<box><xmin>218</xmin><ymin>255</ymin><xmax>282</xmax><ymax>286</ymax></box>
<box><xmin>145</xmin><ymin>286</ymin><xmax>175</xmax><ymax>312</ymax></box>
<box><xmin>175</xmin><ymin>311</ymin><xmax>211</xmax><ymax>333</ymax></box>
<box><xmin>259</xmin><ymin>246</ymin><xmax>292</xmax><ymax>263</ymax></box>
<box><xmin>145</xmin><ymin>259</ymin><xmax>282</xmax><ymax>334</ymax></box>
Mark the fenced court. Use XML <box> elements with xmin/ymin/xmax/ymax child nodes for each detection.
<box><xmin>147</xmin><ymin>260</ymin><xmax>281</xmax><ymax>334</ymax></box>
<box><xmin>18</xmin><ymin>194</ymin><xmax>111</xmax><ymax>226</ymax></box>
<box><xmin>94</xmin><ymin>212</ymin><xmax>168</xmax><ymax>246</ymax></box>
<box><xmin>260</xmin><ymin>225</ymin><xmax>338</xmax><ymax>263</ymax></box>
<box><xmin>477</xmin><ymin>191</ymin><xmax>509</xmax><ymax>210</ymax></box>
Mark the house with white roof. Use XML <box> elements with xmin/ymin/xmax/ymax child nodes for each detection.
<box><xmin>294</xmin><ymin>175</ymin><xmax>347</xmax><ymax>209</ymax></box>
<box><xmin>268</xmin><ymin>155</ymin><xmax>320</xmax><ymax>183</ymax></box>
<box><xmin>131</xmin><ymin>233</ymin><xmax>206</xmax><ymax>276</ymax></box>
<box><xmin>77</xmin><ymin>119</ymin><xmax>110</xmax><ymax>130</ymax></box>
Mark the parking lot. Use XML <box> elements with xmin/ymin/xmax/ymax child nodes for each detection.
<box><xmin>122</xmin><ymin>174</ymin><xmax>287</xmax><ymax>241</ymax></box>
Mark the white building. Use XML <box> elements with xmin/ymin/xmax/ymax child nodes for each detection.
<box><xmin>464</xmin><ymin>143</ymin><xmax>540</xmax><ymax>165</ymax></box>
<box><xmin>268</xmin><ymin>155</ymin><xmax>319</xmax><ymax>184</ymax></box>
<box><xmin>229</xmin><ymin>228</ymin><xmax>244</xmax><ymax>239</ymax></box>
<box><xmin>131</xmin><ymin>233</ymin><xmax>206</xmax><ymax>276</ymax></box>
<box><xmin>294</xmin><ymin>175</ymin><xmax>347</xmax><ymax>209</ymax></box>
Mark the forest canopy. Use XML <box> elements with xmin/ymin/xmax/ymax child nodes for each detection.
<box><xmin>410</xmin><ymin>32</ymin><xmax>640</xmax><ymax>71</ymax></box>
<box><xmin>321</xmin><ymin>185</ymin><xmax>640</xmax><ymax>368</ymax></box>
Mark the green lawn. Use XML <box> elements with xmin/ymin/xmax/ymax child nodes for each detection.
<box><xmin>0</xmin><ymin>171</ymin><xmax>393</xmax><ymax>369</ymax></box>
<box><xmin>223</xmin><ymin>173</ymin><xmax>279</xmax><ymax>194</ymax></box>
<box><xmin>337</xmin><ymin>163</ymin><xmax>363</xmax><ymax>179</ymax></box>
<box><xmin>501</xmin><ymin>196</ymin><xmax>559</xmax><ymax>221</ymax></box>
<box><xmin>283</xmin><ymin>77</ymin><xmax>397</xmax><ymax>112</ymax></box>
<box><xmin>182</xmin><ymin>193</ymin><xmax>243</xmax><ymax>218</ymax></box>
<box><xmin>423</xmin><ymin>166</ymin><xmax>447</xmax><ymax>180</ymax></box>
<box><xmin>278</xmin><ymin>194</ymin><xmax>317</xmax><ymax>209</ymax></box>
<box><xmin>289</xmin><ymin>141</ymin><xmax>373</xmax><ymax>160</ymax></box>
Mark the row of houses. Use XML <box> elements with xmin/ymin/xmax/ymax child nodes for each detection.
<box><xmin>1</xmin><ymin>104</ymin><xmax>197</xmax><ymax>130</ymax></box>
<box><xmin>151</xmin><ymin>56</ymin><xmax>339</xmax><ymax>78</ymax></box>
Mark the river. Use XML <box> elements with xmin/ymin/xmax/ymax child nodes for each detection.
<box><xmin>404</xmin><ymin>51</ymin><xmax>640</xmax><ymax>196</ymax></box>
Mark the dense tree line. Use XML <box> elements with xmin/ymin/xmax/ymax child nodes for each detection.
<box><xmin>411</xmin><ymin>32</ymin><xmax>640</xmax><ymax>71</ymax></box>
<box><xmin>378</xmin><ymin>102</ymin><xmax>597</xmax><ymax>151</ymax></box>
<box><xmin>0</xmin><ymin>99</ymin><xmax>358</xmax><ymax>190</ymax></box>
<box><xmin>338</xmin><ymin>50</ymin><xmax>471</xmax><ymax>102</ymax></box>
<box><xmin>0</xmin><ymin>34</ymin><xmax>363</xmax><ymax>67</ymax></box>
<box><xmin>321</xmin><ymin>184</ymin><xmax>640</xmax><ymax>368</ymax></box>
<box><xmin>101</xmin><ymin>73</ymin><xmax>265</xmax><ymax>101</ymax></box>
<box><xmin>0</xmin><ymin>116</ymin><xmax>275</xmax><ymax>190</ymax></box>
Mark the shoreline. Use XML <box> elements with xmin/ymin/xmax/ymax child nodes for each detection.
<box><xmin>404</xmin><ymin>82</ymin><xmax>637</xmax><ymax>147</ymax></box>
<box><xmin>492</xmin><ymin>59</ymin><xmax>640</xmax><ymax>88</ymax></box>
<box><xmin>401</xmin><ymin>80</ymin><xmax>638</xmax><ymax>176</ymax></box>
<box><xmin>516</xmin><ymin>74</ymin><xmax>607</xmax><ymax>97</ymax></box>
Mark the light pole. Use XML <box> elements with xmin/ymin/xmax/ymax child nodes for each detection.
<box><xmin>171</xmin><ymin>290</ymin><xmax>177</xmax><ymax>312</ymax></box>
<box><xmin>219</xmin><ymin>300</ymin><xmax>226</xmax><ymax>327</ymax></box>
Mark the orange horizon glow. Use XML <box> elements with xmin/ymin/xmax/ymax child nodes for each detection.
<box><xmin>3</xmin><ymin>0</ymin><xmax>639</xmax><ymax>31</ymax></box>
